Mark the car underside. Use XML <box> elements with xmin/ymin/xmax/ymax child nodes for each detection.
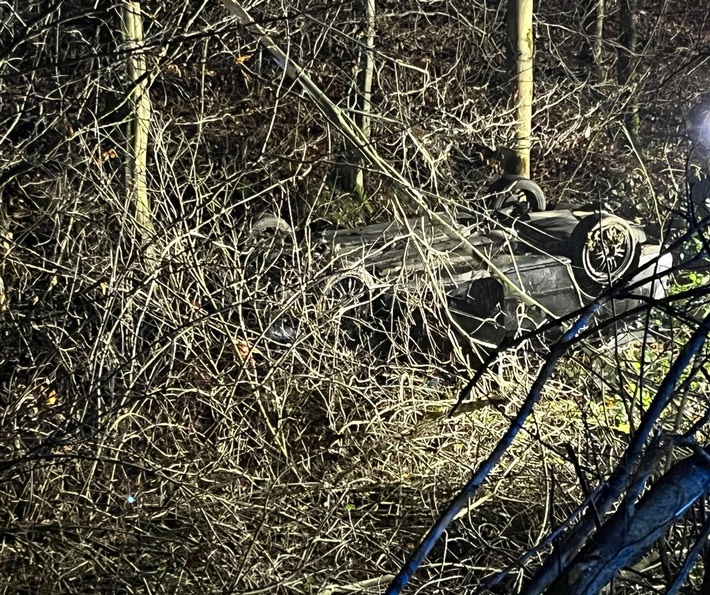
<box><xmin>251</xmin><ymin>176</ymin><xmax>674</xmax><ymax>358</ymax></box>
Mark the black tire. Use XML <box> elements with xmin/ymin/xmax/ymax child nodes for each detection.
<box><xmin>568</xmin><ymin>214</ymin><xmax>640</xmax><ymax>294</ymax></box>
<box><xmin>246</xmin><ymin>214</ymin><xmax>294</xmax><ymax>292</ymax></box>
<box><xmin>318</xmin><ymin>269</ymin><xmax>377</xmax><ymax>345</ymax></box>
<box><xmin>487</xmin><ymin>176</ymin><xmax>547</xmax><ymax>213</ymax></box>
<box><xmin>251</xmin><ymin>214</ymin><xmax>292</xmax><ymax>235</ymax></box>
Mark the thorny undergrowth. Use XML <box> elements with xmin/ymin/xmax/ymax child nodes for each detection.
<box><xmin>2</xmin><ymin>173</ymin><xmax>709</xmax><ymax>593</ymax></box>
<box><xmin>1</xmin><ymin>1</ymin><xmax>710</xmax><ymax>594</ymax></box>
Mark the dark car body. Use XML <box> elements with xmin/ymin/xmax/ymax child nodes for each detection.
<box><xmin>314</xmin><ymin>194</ymin><xmax>672</xmax><ymax>349</ymax></box>
<box><xmin>252</xmin><ymin>178</ymin><xmax>672</xmax><ymax>354</ymax></box>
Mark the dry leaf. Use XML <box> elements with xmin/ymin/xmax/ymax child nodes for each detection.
<box><xmin>165</xmin><ymin>63</ymin><xmax>182</xmax><ymax>76</ymax></box>
<box><xmin>102</xmin><ymin>148</ymin><xmax>118</xmax><ymax>161</ymax></box>
<box><xmin>235</xmin><ymin>339</ymin><xmax>255</xmax><ymax>368</ymax></box>
<box><xmin>45</xmin><ymin>389</ymin><xmax>58</xmax><ymax>407</ymax></box>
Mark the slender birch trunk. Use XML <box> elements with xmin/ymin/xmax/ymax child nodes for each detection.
<box><xmin>121</xmin><ymin>1</ymin><xmax>153</xmax><ymax>234</ymax></box>
<box><xmin>506</xmin><ymin>0</ymin><xmax>534</xmax><ymax>177</ymax></box>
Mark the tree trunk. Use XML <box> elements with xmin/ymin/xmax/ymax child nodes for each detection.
<box><xmin>546</xmin><ymin>451</ymin><xmax>710</xmax><ymax>594</ymax></box>
<box><xmin>121</xmin><ymin>1</ymin><xmax>153</xmax><ymax>234</ymax></box>
<box><xmin>506</xmin><ymin>0</ymin><xmax>534</xmax><ymax>177</ymax></box>
<box><xmin>579</xmin><ymin>0</ymin><xmax>605</xmax><ymax>81</ymax></box>
<box><xmin>617</xmin><ymin>0</ymin><xmax>639</xmax><ymax>148</ymax></box>
<box><xmin>341</xmin><ymin>0</ymin><xmax>376</xmax><ymax>203</ymax></box>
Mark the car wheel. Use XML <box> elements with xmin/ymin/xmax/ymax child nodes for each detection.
<box><xmin>318</xmin><ymin>269</ymin><xmax>377</xmax><ymax>344</ymax></box>
<box><xmin>246</xmin><ymin>214</ymin><xmax>294</xmax><ymax>293</ymax></box>
<box><xmin>568</xmin><ymin>214</ymin><xmax>640</xmax><ymax>294</ymax></box>
<box><xmin>250</xmin><ymin>214</ymin><xmax>292</xmax><ymax>235</ymax></box>
<box><xmin>487</xmin><ymin>175</ymin><xmax>547</xmax><ymax>213</ymax></box>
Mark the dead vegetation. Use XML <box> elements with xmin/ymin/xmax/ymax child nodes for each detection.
<box><xmin>1</xmin><ymin>1</ymin><xmax>710</xmax><ymax>594</ymax></box>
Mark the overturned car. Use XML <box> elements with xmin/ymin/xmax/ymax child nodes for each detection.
<box><xmin>254</xmin><ymin>177</ymin><xmax>673</xmax><ymax>355</ymax></box>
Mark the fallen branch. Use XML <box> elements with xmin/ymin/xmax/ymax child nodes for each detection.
<box><xmin>319</xmin><ymin>574</ymin><xmax>396</xmax><ymax>595</ymax></box>
<box><xmin>546</xmin><ymin>449</ymin><xmax>710</xmax><ymax>595</ymax></box>
<box><xmin>521</xmin><ymin>310</ymin><xmax>710</xmax><ymax>594</ymax></box>
<box><xmin>384</xmin><ymin>304</ymin><xmax>601</xmax><ymax>595</ymax></box>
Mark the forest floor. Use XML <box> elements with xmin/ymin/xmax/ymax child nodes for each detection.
<box><xmin>1</xmin><ymin>1</ymin><xmax>710</xmax><ymax>593</ymax></box>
